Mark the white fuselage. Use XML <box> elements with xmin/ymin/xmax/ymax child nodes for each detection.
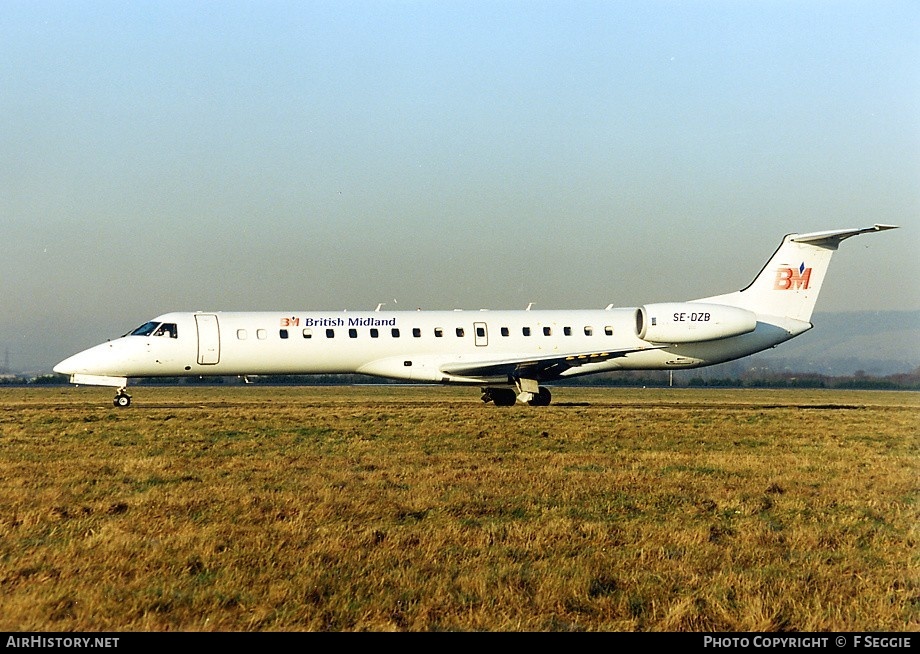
<box><xmin>53</xmin><ymin>308</ymin><xmax>805</xmax><ymax>386</ymax></box>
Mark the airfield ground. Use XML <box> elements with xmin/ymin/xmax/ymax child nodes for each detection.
<box><xmin>0</xmin><ymin>386</ymin><xmax>916</xmax><ymax>631</ymax></box>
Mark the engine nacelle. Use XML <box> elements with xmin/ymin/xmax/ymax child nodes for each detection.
<box><xmin>635</xmin><ymin>303</ymin><xmax>758</xmax><ymax>344</ymax></box>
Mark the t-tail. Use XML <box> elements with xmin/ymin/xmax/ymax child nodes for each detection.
<box><xmin>694</xmin><ymin>224</ymin><xmax>898</xmax><ymax>324</ymax></box>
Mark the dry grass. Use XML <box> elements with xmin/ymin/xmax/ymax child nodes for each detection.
<box><xmin>0</xmin><ymin>386</ymin><xmax>916</xmax><ymax>631</ymax></box>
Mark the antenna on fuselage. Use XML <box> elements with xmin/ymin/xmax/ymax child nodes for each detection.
<box><xmin>526</xmin><ymin>302</ymin><xmax>533</xmax><ymax>311</ymax></box>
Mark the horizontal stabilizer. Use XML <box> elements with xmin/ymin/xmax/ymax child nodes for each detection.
<box><xmin>790</xmin><ymin>224</ymin><xmax>899</xmax><ymax>249</ymax></box>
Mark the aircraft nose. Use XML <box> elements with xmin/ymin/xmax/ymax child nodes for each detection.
<box><xmin>54</xmin><ymin>344</ymin><xmax>112</xmax><ymax>376</ymax></box>
<box><xmin>54</xmin><ymin>352</ymin><xmax>84</xmax><ymax>376</ymax></box>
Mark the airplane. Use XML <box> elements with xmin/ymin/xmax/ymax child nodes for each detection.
<box><xmin>54</xmin><ymin>224</ymin><xmax>897</xmax><ymax>407</ymax></box>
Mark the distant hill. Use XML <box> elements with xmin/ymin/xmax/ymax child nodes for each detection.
<box><xmin>704</xmin><ymin>310</ymin><xmax>920</xmax><ymax>377</ymax></box>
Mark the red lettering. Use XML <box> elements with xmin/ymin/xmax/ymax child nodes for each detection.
<box><xmin>774</xmin><ymin>268</ymin><xmax>792</xmax><ymax>289</ymax></box>
<box><xmin>774</xmin><ymin>267</ymin><xmax>811</xmax><ymax>290</ymax></box>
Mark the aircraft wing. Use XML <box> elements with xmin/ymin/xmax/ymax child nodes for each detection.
<box><xmin>439</xmin><ymin>346</ymin><xmax>661</xmax><ymax>381</ymax></box>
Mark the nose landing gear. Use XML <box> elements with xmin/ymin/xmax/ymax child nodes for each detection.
<box><xmin>113</xmin><ymin>388</ymin><xmax>132</xmax><ymax>408</ymax></box>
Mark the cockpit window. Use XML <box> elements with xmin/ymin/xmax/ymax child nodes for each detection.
<box><xmin>154</xmin><ymin>323</ymin><xmax>177</xmax><ymax>338</ymax></box>
<box><xmin>130</xmin><ymin>321</ymin><xmax>160</xmax><ymax>336</ymax></box>
<box><xmin>129</xmin><ymin>322</ymin><xmax>178</xmax><ymax>338</ymax></box>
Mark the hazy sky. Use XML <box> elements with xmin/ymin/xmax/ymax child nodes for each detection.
<box><xmin>2</xmin><ymin>1</ymin><xmax>918</xmax><ymax>372</ymax></box>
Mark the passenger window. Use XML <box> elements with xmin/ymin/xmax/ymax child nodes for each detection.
<box><xmin>476</xmin><ymin>326</ymin><xmax>485</xmax><ymax>338</ymax></box>
<box><xmin>391</xmin><ymin>328</ymin><xmax>400</xmax><ymax>337</ymax></box>
<box><xmin>349</xmin><ymin>328</ymin><xmax>358</xmax><ymax>338</ymax></box>
<box><xmin>237</xmin><ymin>329</ymin><xmax>248</xmax><ymax>340</ymax></box>
<box><xmin>584</xmin><ymin>326</ymin><xmax>594</xmax><ymax>336</ymax></box>
<box><xmin>413</xmin><ymin>327</ymin><xmax>421</xmax><ymax>337</ymax></box>
<box><xmin>564</xmin><ymin>326</ymin><xmax>572</xmax><ymax>336</ymax></box>
<box><xmin>370</xmin><ymin>328</ymin><xmax>379</xmax><ymax>338</ymax></box>
<box><xmin>523</xmin><ymin>327</ymin><xmax>531</xmax><ymax>336</ymax></box>
<box><xmin>456</xmin><ymin>327</ymin><xmax>465</xmax><ymax>337</ymax></box>
<box><xmin>501</xmin><ymin>327</ymin><xmax>509</xmax><ymax>337</ymax></box>
<box><xmin>605</xmin><ymin>326</ymin><xmax>614</xmax><ymax>336</ymax></box>
<box><xmin>280</xmin><ymin>329</ymin><xmax>289</xmax><ymax>339</ymax></box>
<box><xmin>302</xmin><ymin>328</ymin><xmax>312</xmax><ymax>339</ymax></box>
<box><xmin>257</xmin><ymin>329</ymin><xmax>267</xmax><ymax>340</ymax></box>
<box><xmin>543</xmin><ymin>326</ymin><xmax>551</xmax><ymax>336</ymax></box>
<box><xmin>326</xmin><ymin>329</ymin><xmax>335</xmax><ymax>338</ymax></box>
<box><xmin>435</xmin><ymin>328</ymin><xmax>443</xmax><ymax>337</ymax></box>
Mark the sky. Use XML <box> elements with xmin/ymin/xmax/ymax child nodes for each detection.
<box><xmin>2</xmin><ymin>1</ymin><xmax>918</xmax><ymax>372</ymax></box>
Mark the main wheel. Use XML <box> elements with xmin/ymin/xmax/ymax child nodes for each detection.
<box><xmin>491</xmin><ymin>388</ymin><xmax>517</xmax><ymax>407</ymax></box>
<box><xmin>527</xmin><ymin>387</ymin><xmax>552</xmax><ymax>406</ymax></box>
<box><xmin>114</xmin><ymin>394</ymin><xmax>131</xmax><ymax>408</ymax></box>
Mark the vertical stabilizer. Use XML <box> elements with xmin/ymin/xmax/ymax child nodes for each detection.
<box><xmin>695</xmin><ymin>225</ymin><xmax>897</xmax><ymax>323</ymax></box>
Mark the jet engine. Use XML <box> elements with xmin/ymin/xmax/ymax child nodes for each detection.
<box><xmin>635</xmin><ymin>303</ymin><xmax>758</xmax><ymax>344</ymax></box>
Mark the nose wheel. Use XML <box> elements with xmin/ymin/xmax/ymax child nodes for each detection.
<box><xmin>113</xmin><ymin>389</ymin><xmax>132</xmax><ymax>408</ymax></box>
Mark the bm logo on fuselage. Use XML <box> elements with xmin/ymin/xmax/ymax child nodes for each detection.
<box><xmin>774</xmin><ymin>263</ymin><xmax>812</xmax><ymax>290</ymax></box>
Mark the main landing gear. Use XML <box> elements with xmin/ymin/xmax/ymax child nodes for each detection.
<box><xmin>481</xmin><ymin>381</ymin><xmax>552</xmax><ymax>407</ymax></box>
<box><xmin>481</xmin><ymin>387</ymin><xmax>517</xmax><ymax>406</ymax></box>
<box><xmin>113</xmin><ymin>388</ymin><xmax>132</xmax><ymax>408</ymax></box>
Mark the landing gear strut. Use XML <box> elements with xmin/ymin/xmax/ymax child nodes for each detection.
<box><xmin>513</xmin><ymin>378</ymin><xmax>552</xmax><ymax>406</ymax></box>
<box><xmin>113</xmin><ymin>388</ymin><xmax>132</xmax><ymax>408</ymax></box>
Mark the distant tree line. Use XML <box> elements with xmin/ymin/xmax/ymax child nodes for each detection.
<box><xmin>567</xmin><ymin>367</ymin><xmax>920</xmax><ymax>390</ymax></box>
<box><xmin>10</xmin><ymin>367</ymin><xmax>920</xmax><ymax>391</ymax></box>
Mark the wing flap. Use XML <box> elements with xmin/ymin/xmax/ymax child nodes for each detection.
<box><xmin>440</xmin><ymin>346</ymin><xmax>661</xmax><ymax>381</ymax></box>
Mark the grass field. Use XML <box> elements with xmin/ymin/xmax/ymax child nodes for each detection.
<box><xmin>0</xmin><ymin>385</ymin><xmax>917</xmax><ymax>631</ymax></box>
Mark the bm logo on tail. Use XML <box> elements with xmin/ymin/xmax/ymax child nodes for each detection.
<box><xmin>774</xmin><ymin>262</ymin><xmax>812</xmax><ymax>290</ymax></box>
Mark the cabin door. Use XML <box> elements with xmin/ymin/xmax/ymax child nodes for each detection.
<box><xmin>474</xmin><ymin>322</ymin><xmax>488</xmax><ymax>347</ymax></box>
<box><xmin>195</xmin><ymin>314</ymin><xmax>221</xmax><ymax>365</ymax></box>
